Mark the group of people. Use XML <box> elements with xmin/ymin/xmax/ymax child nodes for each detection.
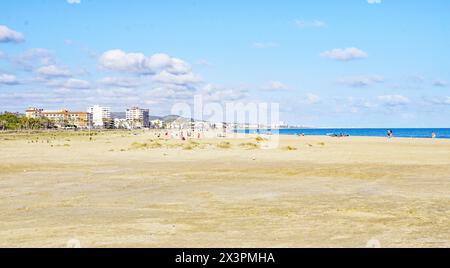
<box><xmin>155</xmin><ymin>130</ymin><xmax>203</xmax><ymax>141</ymax></box>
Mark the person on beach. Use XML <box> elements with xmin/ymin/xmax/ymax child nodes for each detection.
<box><xmin>387</xmin><ymin>129</ymin><xmax>393</xmax><ymax>138</ymax></box>
<box><xmin>432</xmin><ymin>132</ymin><xmax>437</xmax><ymax>139</ymax></box>
<box><xmin>180</xmin><ymin>131</ymin><xmax>186</xmax><ymax>141</ymax></box>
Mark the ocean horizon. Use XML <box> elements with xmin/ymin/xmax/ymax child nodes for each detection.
<box><xmin>234</xmin><ymin>128</ymin><xmax>450</xmax><ymax>139</ymax></box>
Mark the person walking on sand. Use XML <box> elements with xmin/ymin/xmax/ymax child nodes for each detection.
<box><xmin>432</xmin><ymin>132</ymin><xmax>437</xmax><ymax>139</ymax></box>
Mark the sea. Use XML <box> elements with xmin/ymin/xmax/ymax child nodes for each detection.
<box><xmin>234</xmin><ymin>128</ymin><xmax>450</xmax><ymax>139</ymax></box>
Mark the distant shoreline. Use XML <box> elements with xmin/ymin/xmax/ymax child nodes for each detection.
<box><xmin>233</xmin><ymin>128</ymin><xmax>450</xmax><ymax>139</ymax></box>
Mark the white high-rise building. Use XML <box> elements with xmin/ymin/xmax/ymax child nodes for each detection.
<box><xmin>126</xmin><ymin>107</ymin><xmax>150</xmax><ymax>129</ymax></box>
<box><xmin>87</xmin><ymin>105</ymin><xmax>111</xmax><ymax>128</ymax></box>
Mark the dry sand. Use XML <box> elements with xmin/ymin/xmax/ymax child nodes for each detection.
<box><xmin>1</xmin><ymin>130</ymin><xmax>450</xmax><ymax>248</ymax></box>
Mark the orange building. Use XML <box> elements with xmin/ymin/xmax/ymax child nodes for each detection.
<box><xmin>67</xmin><ymin>112</ymin><xmax>92</xmax><ymax>128</ymax></box>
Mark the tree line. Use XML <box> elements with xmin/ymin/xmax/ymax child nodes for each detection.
<box><xmin>0</xmin><ymin>112</ymin><xmax>55</xmax><ymax>130</ymax></box>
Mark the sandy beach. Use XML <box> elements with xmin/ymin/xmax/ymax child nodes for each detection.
<box><xmin>1</xmin><ymin>130</ymin><xmax>449</xmax><ymax>248</ymax></box>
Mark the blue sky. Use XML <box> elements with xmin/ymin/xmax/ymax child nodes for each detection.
<box><xmin>1</xmin><ymin>0</ymin><xmax>450</xmax><ymax>127</ymax></box>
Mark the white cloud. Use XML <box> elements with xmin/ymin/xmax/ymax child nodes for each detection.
<box><xmin>16</xmin><ymin>48</ymin><xmax>54</xmax><ymax>70</ymax></box>
<box><xmin>153</xmin><ymin>70</ymin><xmax>202</xmax><ymax>86</ymax></box>
<box><xmin>0</xmin><ymin>25</ymin><xmax>25</xmax><ymax>43</ymax></box>
<box><xmin>199</xmin><ymin>84</ymin><xmax>249</xmax><ymax>102</ymax></box>
<box><xmin>261</xmin><ymin>81</ymin><xmax>289</xmax><ymax>91</ymax></box>
<box><xmin>47</xmin><ymin>78</ymin><xmax>91</xmax><ymax>89</ymax></box>
<box><xmin>0</xmin><ymin>74</ymin><xmax>19</xmax><ymax>85</ymax></box>
<box><xmin>37</xmin><ymin>65</ymin><xmax>71</xmax><ymax>78</ymax></box>
<box><xmin>428</xmin><ymin>96</ymin><xmax>450</xmax><ymax>105</ymax></box>
<box><xmin>99</xmin><ymin>50</ymin><xmax>152</xmax><ymax>74</ymax></box>
<box><xmin>367</xmin><ymin>0</ymin><xmax>382</xmax><ymax>4</ymax></box>
<box><xmin>377</xmin><ymin>95</ymin><xmax>410</xmax><ymax>106</ymax></box>
<box><xmin>147</xmin><ymin>86</ymin><xmax>195</xmax><ymax>101</ymax></box>
<box><xmin>99</xmin><ymin>49</ymin><xmax>201</xmax><ymax>90</ymax></box>
<box><xmin>67</xmin><ymin>0</ymin><xmax>81</xmax><ymax>4</ymax></box>
<box><xmin>99</xmin><ymin>77</ymin><xmax>142</xmax><ymax>88</ymax></box>
<box><xmin>99</xmin><ymin>49</ymin><xmax>192</xmax><ymax>75</ymax></box>
<box><xmin>321</xmin><ymin>47</ymin><xmax>368</xmax><ymax>61</ymax></box>
<box><xmin>167</xmin><ymin>57</ymin><xmax>193</xmax><ymax>75</ymax></box>
<box><xmin>338</xmin><ymin>75</ymin><xmax>384</xmax><ymax>87</ymax></box>
<box><xmin>294</xmin><ymin>20</ymin><xmax>326</xmax><ymax>28</ymax></box>
<box><xmin>62</xmin><ymin>79</ymin><xmax>90</xmax><ymax>89</ymax></box>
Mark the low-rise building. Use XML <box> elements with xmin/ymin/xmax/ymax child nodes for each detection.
<box><xmin>113</xmin><ymin>118</ymin><xmax>131</xmax><ymax>130</ymax></box>
<box><xmin>25</xmin><ymin>107</ymin><xmax>92</xmax><ymax>129</ymax></box>
<box><xmin>150</xmin><ymin>119</ymin><xmax>164</xmax><ymax>129</ymax></box>
<box><xmin>67</xmin><ymin>112</ymin><xmax>92</xmax><ymax>128</ymax></box>
<box><xmin>25</xmin><ymin>107</ymin><xmax>43</xmax><ymax>119</ymax></box>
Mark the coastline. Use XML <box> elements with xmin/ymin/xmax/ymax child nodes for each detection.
<box><xmin>1</xmin><ymin>127</ymin><xmax>449</xmax><ymax>140</ymax></box>
<box><xmin>233</xmin><ymin>128</ymin><xmax>450</xmax><ymax>139</ymax></box>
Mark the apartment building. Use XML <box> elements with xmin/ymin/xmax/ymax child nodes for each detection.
<box><xmin>126</xmin><ymin>107</ymin><xmax>150</xmax><ymax>129</ymax></box>
<box><xmin>87</xmin><ymin>105</ymin><xmax>112</xmax><ymax>129</ymax></box>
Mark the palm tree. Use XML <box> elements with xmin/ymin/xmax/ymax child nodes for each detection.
<box><xmin>39</xmin><ymin>117</ymin><xmax>54</xmax><ymax>129</ymax></box>
<box><xmin>19</xmin><ymin>117</ymin><xmax>30</xmax><ymax>130</ymax></box>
